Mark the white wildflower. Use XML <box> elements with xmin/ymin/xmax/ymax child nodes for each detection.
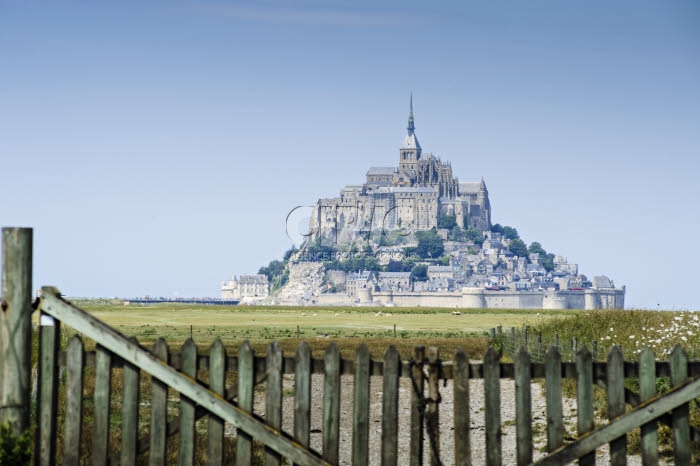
<box><xmin>606</xmin><ymin>336</ymin><xmax>611</xmax><ymax>340</ymax></box>
<box><xmin>629</xmin><ymin>335</ymin><xmax>635</xmax><ymax>339</ymax></box>
<box><xmin>681</xmin><ymin>336</ymin><xmax>688</xmax><ymax>342</ymax></box>
<box><xmin>610</xmin><ymin>327</ymin><xmax>614</xmax><ymax>332</ymax></box>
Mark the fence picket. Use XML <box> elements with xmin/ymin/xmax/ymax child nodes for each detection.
<box><xmin>294</xmin><ymin>341</ymin><xmax>312</xmax><ymax>466</ymax></box>
<box><xmin>426</xmin><ymin>346</ymin><xmax>441</xmax><ymax>466</ymax></box>
<box><xmin>515</xmin><ymin>346</ymin><xmax>532</xmax><ymax>466</ymax></box>
<box><xmin>179</xmin><ymin>339</ymin><xmax>197</xmax><ymax>466</ymax></box>
<box><xmin>322</xmin><ymin>342</ymin><xmax>341</xmax><ymax>464</ymax></box>
<box><xmin>639</xmin><ymin>346</ymin><xmax>658</xmax><ymax>465</ymax></box>
<box><xmin>670</xmin><ymin>345</ymin><xmax>690</xmax><ymax>466</ymax></box>
<box><xmin>236</xmin><ymin>341</ymin><xmax>254</xmax><ymax>466</ymax></box>
<box><xmin>544</xmin><ymin>346</ymin><xmax>563</xmax><ymax>453</ymax></box>
<box><xmin>63</xmin><ymin>335</ymin><xmax>84</xmax><ymax>466</ymax></box>
<box><xmin>150</xmin><ymin>338</ymin><xmax>169</xmax><ymax>466</ymax></box>
<box><xmin>352</xmin><ymin>343</ymin><xmax>370</xmax><ymax>466</ymax></box>
<box><xmin>208</xmin><ymin>339</ymin><xmax>225</xmax><ymax>466</ymax></box>
<box><xmin>453</xmin><ymin>348</ymin><xmax>470</xmax><ymax>466</ymax></box>
<box><xmin>37</xmin><ymin>318</ymin><xmax>60</xmax><ymax>466</ymax></box>
<box><xmin>576</xmin><ymin>345</ymin><xmax>595</xmax><ymax>466</ymax></box>
<box><xmin>607</xmin><ymin>346</ymin><xmax>626</xmax><ymax>465</ymax></box>
<box><xmin>484</xmin><ymin>347</ymin><xmax>501</xmax><ymax>466</ymax></box>
<box><xmin>93</xmin><ymin>345</ymin><xmax>112</xmax><ymax>466</ymax></box>
<box><xmin>410</xmin><ymin>346</ymin><xmax>425</xmax><ymax>466</ymax></box>
<box><xmin>592</xmin><ymin>341</ymin><xmax>598</xmax><ymax>361</ymax></box>
<box><xmin>265</xmin><ymin>341</ymin><xmax>283</xmax><ymax>466</ymax></box>
<box><xmin>122</xmin><ymin>338</ymin><xmax>141</xmax><ymax>466</ymax></box>
<box><xmin>381</xmin><ymin>345</ymin><xmax>400</xmax><ymax>466</ymax></box>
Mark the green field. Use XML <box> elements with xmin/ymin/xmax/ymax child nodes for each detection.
<box><xmin>60</xmin><ymin>301</ymin><xmax>570</xmax><ymax>357</ymax></box>
<box><xmin>74</xmin><ymin>301</ymin><xmax>565</xmax><ymax>338</ymax></box>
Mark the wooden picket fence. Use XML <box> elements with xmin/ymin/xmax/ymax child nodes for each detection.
<box><xmin>1</xmin><ymin>228</ymin><xmax>700</xmax><ymax>465</ymax></box>
<box><xmin>28</xmin><ymin>289</ymin><xmax>700</xmax><ymax>465</ymax></box>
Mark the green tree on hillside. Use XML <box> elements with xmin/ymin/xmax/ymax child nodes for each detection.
<box><xmin>283</xmin><ymin>246</ymin><xmax>298</xmax><ymax>261</ymax></box>
<box><xmin>528</xmin><ymin>242</ymin><xmax>556</xmax><ymax>272</ymax></box>
<box><xmin>438</xmin><ymin>215</ymin><xmax>457</xmax><ymax>230</ymax></box>
<box><xmin>528</xmin><ymin>242</ymin><xmax>547</xmax><ymax>256</ymax></box>
<box><xmin>464</xmin><ymin>228</ymin><xmax>484</xmax><ymax>246</ymax></box>
<box><xmin>413</xmin><ymin>229</ymin><xmax>444</xmax><ymax>259</ymax></box>
<box><xmin>410</xmin><ymin>264</ymin><xmax>428</xmax><ymax>282</ymax></box>
<box><xmin>386</xmin><ymin>260</ymin><xmax>403</xmax><ymax>272</ymax></box>
<box><xmin>258</xmin><ymin>260</ymin><xmax>285</xmax><ymax>281</ymax></box>
<box><xmin>541</xmin><ymin>253</ymin><xmax>556</xmax><ymax>272</ymax></box>
<box><xmin>502</xmin><ymin>226</ymin><xmax>520</xmax><ymax>240</ymax></box>
<box><xmin>450</xmin><ymin>225</ymin><xmax>465</xmax><ymax>241</ymax></box>
<box><xmin>508</xmin><ymin>238</ymin><xmax>528</xmax><ymax>257</ymax></box>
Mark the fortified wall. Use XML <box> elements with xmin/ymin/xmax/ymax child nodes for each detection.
<box><xmin>367</xmin><ymin>287</ymin><xmax>625</xmax><ymax>310</ymax></box>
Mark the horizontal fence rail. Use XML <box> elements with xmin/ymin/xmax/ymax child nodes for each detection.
<box><xmin>56</xmin><ymin>349</ymin><xmax>700</xmax><ymax>380</ymax></box>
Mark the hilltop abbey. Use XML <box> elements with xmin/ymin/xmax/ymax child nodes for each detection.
<box><xmin>309</xmin><ymin>96</ymin><xmax>491</xmax><ymax>243</ymax></box>
<box><xmin>225</xmin><ymin>97</ymin><xmax>625</xmax><ymax>310</ymax></box>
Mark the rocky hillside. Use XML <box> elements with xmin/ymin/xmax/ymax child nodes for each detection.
<box><xmin>269</xmin><ymin>262</ymin><xmax>326</xmax><ymax>305</ymax></box>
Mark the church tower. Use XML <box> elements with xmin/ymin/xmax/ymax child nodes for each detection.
<box><xmin>399</xmin><ymin>94</ymin><xmax>422</xmax><ymax>172</ymax></box>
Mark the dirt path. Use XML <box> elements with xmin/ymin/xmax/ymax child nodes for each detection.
<box><xmin>225</xmin><ymin>374</ymin><xmax>652</xmax><ymax>465</ymax></box>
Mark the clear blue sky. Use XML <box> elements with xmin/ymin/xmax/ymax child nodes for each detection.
<box><xmin>1</xmin><ymin>1</ymin><xmax>699</xmax><ymax>309</ymax></box>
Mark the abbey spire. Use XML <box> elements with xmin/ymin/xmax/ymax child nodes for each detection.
<box><xmin>400</xmin><ymin>94</ymin><xmax>421</xmax><ymax>159</ymax></box>
<box><xmin>407</xmin><ymin>92</ymin><xmax>415</xmax><ymax>136</ymax></box>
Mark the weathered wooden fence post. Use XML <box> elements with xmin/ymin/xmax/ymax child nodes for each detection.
<box><xmin>0</xmin><ymin>227</ymin><xmax>33</xmax><ymax>435</ymax></box>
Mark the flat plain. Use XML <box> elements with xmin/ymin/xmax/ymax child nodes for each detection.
<box><xmin>74</xmin><ymin>301</ymin><xmax>563</xmax><ymax>337</ymax></box>
<box><xmin>58</xmin><ymin>300</ymin><xmax>569</xmax><ymax>357</ymax></box>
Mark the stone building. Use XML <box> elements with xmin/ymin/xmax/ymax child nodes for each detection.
<box><xmin>221</xmin><ymin>274</ymin><xmax>269</xmax><ymax>300</ymax></box>
<box><xmin>346</xmin><ymin>270</ymin><xmax>374</xmax><ymax>298</ymax></box>
<box><xmin>427</xmin><ymin>265</ymin><xmax>454</xmax><ymax>280</ymax></box>
<box><xmin>377</xmin><ymin>272</ymin><xmax>411</xmax><ymax>292</ymax></box>
<box><xmin>309</xmin><ymin>96</ymin><xmax>491</xmax><ymax>244</ymax></box>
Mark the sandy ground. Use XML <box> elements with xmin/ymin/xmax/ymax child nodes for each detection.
<box><xmin>223</xmin><ymin>373</ymin><xmax>658</xmax><ymax>465</ymax></box>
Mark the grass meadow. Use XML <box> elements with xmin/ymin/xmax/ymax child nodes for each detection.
<box><xmin>66</xmin><ymin>300</ymin><xmax>574</xmax><ymax>355</ymax></box>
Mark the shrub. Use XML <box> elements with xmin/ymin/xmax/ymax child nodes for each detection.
<box><xmin>0</xmin><ymin>423</ymin><xmax>32</xmax><ymax>466</ymax></box>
